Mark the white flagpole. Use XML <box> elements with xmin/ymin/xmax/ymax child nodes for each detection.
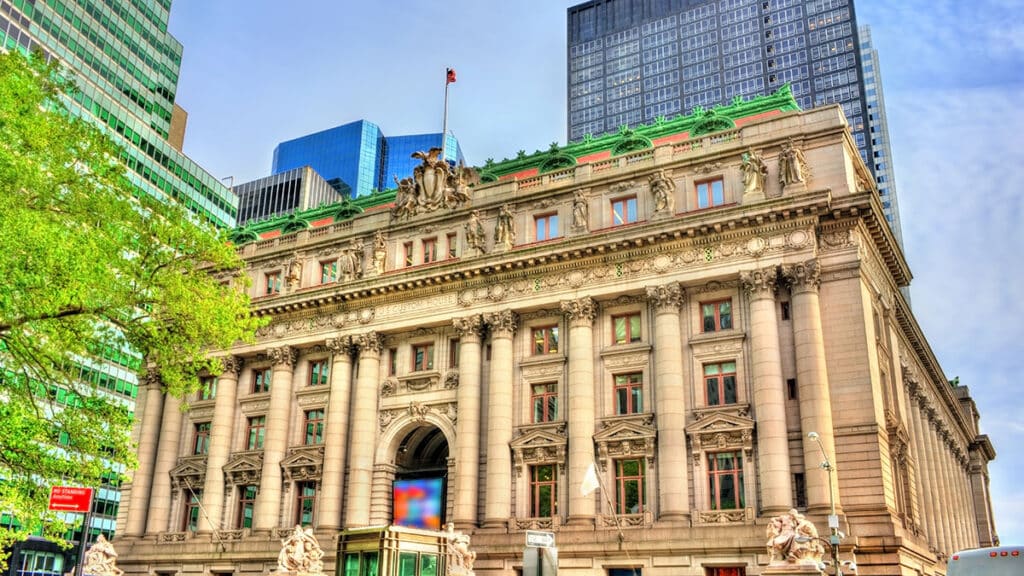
<box><xmin>441</xmin><ymin>69</ymin><xmax>450</xmax><ymax>161</ymax></box>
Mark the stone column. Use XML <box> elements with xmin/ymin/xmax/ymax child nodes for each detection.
<box><xmin>146</xmin><ymin>392</ymin><xmax>183</xmax><ymax>534</ymax></box>
<box><xmin>482</xmin><ymin>310</ymin><xmax>517</xmax><ymax>528</ymax></box>
<box><xmin>199</xmin><ymin>356</ymin><xmax>242</xmax><ymax>532</ymax></box>
<box><xmin>253</xmin><ymin>346</ymin><xmax>297</xmax><ymax>530</ymax></box>
<box><xmin>646</xmin><ymin>283</ymin><xmax>690</xmax><ymax>522</ymax></box>
<box><xmin>782</xmin><ymin>260</ymin><xmax>841</xmax><ymax>514</ymax></box>
<box><xmin>561</xmin><ymin>297</ymin><xmax>598</xmax><ymax>525</ymax></box>
<box><xmin>452</xmin><ymin>315</ymin><xmax>485</xmax><ymax>527</ymax></box>
<box><xmin>124</xmin><ymin>370</ymin><xmax>166</xmax><ymax>536</ymax></box>
<box><xmin>344</xmin><ymin>332</ymin><xmax>383</xmax><ymax>528</ymax></box>
<box><xmin>907</xmin><ymin>384</ymin><xmax>938</xmax><ymax>545</ymax></box>
<box><xmin>318</xmin><ymin>336</ymin><xmax>355</xmax><ymax>530</ymax></box>
<box><xmin>740</xmin><ymin>266</ymin><xmax>792</xmax><ymax>514</ymax></box>
<box><xmin>924</xmin><ymin>407</ymin><xmax>951</xmax><ymax>553</ymax></box>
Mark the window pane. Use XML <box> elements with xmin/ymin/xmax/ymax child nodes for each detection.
<box><xmin>707</xmin><ymin>376</ymin><xmax>720</xmax><ymax>405</ymax></box>
<box><xmin>614</xmin><ymin>317</ymin><xmax>626</xmax><ymax>342</ymax></box>
<box><xmin>398</xmin><ymin>553</ymin><xmax>417</xmax><ymax>576</ymax></box>
<box><xmin>712</xmin><ymin>180</ymin><xmax>724</xmax><ymax>204</ymax></box>
<box><xmin>548</xmin><ymin>396</ymin><xmax>558</xmax><ymax>420</ymax></box>
<box><xmin>629</xmin><ymin>315</ymin><xmax>640</xmax><ymax>341</ymax></box>
<box><xmin>720</xmin><ymin>301</ymin><xmax>732</xmax><ymax>328</ymax></box>
<box><xmin>632</xmin><ymin>386</ymin><xmax>643</xmax><ymax>412</ymax></box>
<box><xmin>703</xmin><ymin>303</ymin><xmax>716</xmax><ymax>331</ymax></box>
<box><xmin>724</xmin><ymin>375</ymin><xmax>737</xmax><ymax>404</ymax></box>
<box><xmin>420</xmin><ymin>555</ymin><xmax>438</xmax><ymax>576</ymax></box>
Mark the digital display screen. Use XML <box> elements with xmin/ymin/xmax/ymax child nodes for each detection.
<box><xmin>393</xmin><ymin>477</ymin><xmax>443</xmax><ymax>530</ymax></box>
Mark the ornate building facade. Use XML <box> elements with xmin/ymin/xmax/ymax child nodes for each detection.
<box><xmin>115</xmin><ymin>94</ymin><xmax>996</xmax><ymax>576</ymax></box>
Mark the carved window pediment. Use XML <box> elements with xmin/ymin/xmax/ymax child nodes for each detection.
<box><xmin>225</xmin><ymin>450</ymin><xmax>264</xmax><ymax>485</ymax></box>
<box><xmin>282</xmin><ymin>445</ymin><xmax>325</xmax><ymax>481</ymax></box>
<box><xmin>511</xmin><ymin>423</ymin><xmax>568</xmax><ymax>474</ymax></box>
<box><xmin>685</xmin><ymin>404</ymin><xmax>754</xmax><ymax>458</ymax></box>
<box><xmin>170</xmin><ymin>455</ymin><xmax>207</xmax><ymax>490</ymax></box>
<box><xmin>594</xmin><ymin>414</ymin><xmax>656</xmax><ymax>470</ymax></box>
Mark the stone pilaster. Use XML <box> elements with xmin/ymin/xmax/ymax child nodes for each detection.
<box><xmin>318</xmin><ymin>336</ymin><xmax>355</xmax><ymax>530</ymax></box>
<box><xmin>561</xmin><ymin>297</ymin><xmax>598</xmax><ymax>525</ymax></box>
<box><xmin>645</xmin><ymin>283</ymin><xmax>690</xmax><ymax>522</ymax></box>
<box><xmin>782</xmin><ymin>260</ymin><xmax>840</xmax><ymax>515</ymax></box>
<box><xmin>124</xmin><ymin>369</ymin><xmax>165</xmax><ymax>537</ymax></box>
<box><xmin>739</xmin><ymin>266</ymin><xmax>792</xmax><ymax>514</ymax></box>
<box><xmin>452</xmin><ymin>315</ymin><xmax>485</xmax><ymax>527</ymax></box>
<box><xmin>253</xmin><ymin>346</ymin><xmax>297</xmax><ymax>530</ymax></box>
<box><xmin>199</xmin><ymin>356</ymin><xmax>242</xmax><ymax>532</ymax></box>
<box><xmin>345</xmin><ymin>332</ymin><xmax>383</xmax><ymax>528</ymax></box>
<box><xmin>146</xmin><ymin>391</ymin><xmax>183</xmax><ymax>534</ymax></box>
<box><xmin>482</xmin><ymin>310</ymin><xmax>517</xmax><ymax>529</ymax></box>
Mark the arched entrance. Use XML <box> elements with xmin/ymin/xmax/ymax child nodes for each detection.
<box><xmin>375</xmin><ymin>421</ymin><xmax>452</xmax><ymax>530</ymax></box>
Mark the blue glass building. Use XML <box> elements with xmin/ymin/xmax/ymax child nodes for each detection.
<box><xmin>272</xmin><ymin>120</ymin><xmax>464</xmax><ymax>198</ymax></box>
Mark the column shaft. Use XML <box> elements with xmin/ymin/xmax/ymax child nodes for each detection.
<box><xmin>124</xmin><ymin>372</ymin><xmax>165</xmax><ymax>536</ymax></box>
<box><xmin>908</xmin><ymin>394</ymin><xmax>937</xmax><ymax>545</ymax></box>
<box><xmin>199</xmin><ymin>357</ymin><xmax>241</xmax><ymax>532</ymax></box>
<box><xmin>319</xmin><ymin>337</ymin><xmax>355</xmax><ymax>530</ymax></box>
<box><xmin>646</xmin><ymin>284</ymin><xmax>689</xmax><ymax>521</ymax></box>
<box><xmin>562</xmin><ymin>298</ymin><xmax>597</xmax><ymax>525</ymax></box>
<box><xmin>146</xmin><ymin>394</ymin><xmax>183</xmax><ymax>533</ymax></box>
<box><xmin>344</xmin><ymin>332</ymin><xmax>383</xmax><ymax>528</ymax></box>
<box><xmin>254</xmin><ymin>346</ymin><xmax>297</xmax><ymax>530</ymax></box>
<box><xmin>452</xmin><ymin>316</ymin><xmax>484</xmax><ymax>527</ymax></box>
<box><xmin>483</xmin><ymin>310</ymin><xmax>516</xmax><ymax>528</ymax></box>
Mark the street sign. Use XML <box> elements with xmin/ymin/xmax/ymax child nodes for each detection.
<box><xmin>525</xmin><ymin>530</ymin><xmax>555</xmax><ymax>548</ymax></box>
<box><xmin>48</xmin><ymin>487</ymin><xmax>93</xmax><ymax>513</ymax></box>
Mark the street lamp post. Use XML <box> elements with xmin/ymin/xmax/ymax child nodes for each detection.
<box><xmin>808</xmin><ymin>431</ymin><xmax>842</xmax><ymax>576</ymax></box>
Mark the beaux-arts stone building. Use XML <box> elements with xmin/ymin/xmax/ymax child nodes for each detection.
<box><xmin>115</xmin><ymin>90</ymin><xmax>996</xmax><ymax>576</ymax></box>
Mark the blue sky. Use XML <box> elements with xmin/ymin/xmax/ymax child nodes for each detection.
<box><xmin>167</xmin><ymin>0</ymin><xmax>1024</xmax><ymax>544</ymax></box>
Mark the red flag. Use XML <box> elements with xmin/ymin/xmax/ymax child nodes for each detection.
<box><xmin>446</xmin><ymin>68</ymin><xmax>457</xmax><ymax>84</ymax></box>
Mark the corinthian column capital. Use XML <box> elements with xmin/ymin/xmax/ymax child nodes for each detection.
<box><xmin>356</xmin><ymin>331</ymin><xmax>384</xmax><ymax>356</ymax></box>
<box><xmin>739</xmin><ymin>265</ymin><xmax>779</xmax><ymax>301</ymax></box>
<box><xmin>781</xmin><ymin>259</ymin><xmax>821</xmax><ymax>293</ymax></box>
<box><xmin>646</xmin><ymin>282</ymin><xmax>685</xmax><ymax>311</ymax></box>
<box><xmin>326</xmin><ymin>335</ymin><xmax>355</xmax><ymax>356</ymax></box>
<box><xmin>219</xmin><ymin>355</ymin><xmax>243</xmax><ymax>376</ymax></box>
<box><xmin>267</xmin><ymin>346</ymin><xmax>297</xmax><ymax>368</ymax></box>
<box><xmin>452</xmin><ymin>314</ymin><xmax>485</xmax><ymax>340</ymax></box>
<box><xmin>485</xmin><ymin>310</ymin><xmax>518</xmax><ymax>337</ymax></box>
<box><xmin>561</xmin><ymin>296</ymin><xmax>597</xmax><ymax>325</ymax></box>
<box><xmin>143</xmin><ymin>367</ymin><xmax>163</xmax><ymax>389</ymax></box>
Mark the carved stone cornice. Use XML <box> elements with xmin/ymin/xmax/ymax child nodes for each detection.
<box><xmin>452</xmin><ymin>314</ymin><xmax>486</xmax><ymax>340</ymax></box>
<box><xmin>782</xmin><ymin>259</ymin><xmax>821</xmax><ymax>294</ymax></box>
<box><xmin>325</xmin><ymin>335</ymin><xmax>355</xmax><ymax>356</ymax></box>
<box><xmin>485</xmin><ymin>310</ymin><xmax>518</xmax><ymax>337</ymax></box>
<box><xmin>219</xmin><ymin>355</ymin><xmax>243</xmax><ymax>377</ymax></box>
<box><xmin>561</xmin><ymin>296</ymin><xmax>597</xmax><ymax>325</ymax></box>
<box><xmin>594</xmin><ymin>414</ymin><xmax>657</xmax><ymax>470</ymax></box>
<box><xmin>739</xmin><ymin>266</ymin><xmax>779</xmax><ymax>300</ymax></box>
<box><xmin>510</xmin><ymin>422</ymin><xmax>568</xmax><ymax>477</ymax></box>
<box><xmin>268</xmin><ymin>346</ymin><xmax>298</xmax><ymax>369</ymax></box>
<box><xmin>224</xmin><ymin>450</ymin><xmax>264</xmax><ymax>485</ymax></box>
<box><xmin>356</xmin><ymin>331</ymin><xmax>384</xmax><ymax>355</ymax></box>
<box><xmin>646</xmin><ymin>282</ymin><xmax>684</xmax><ymax>311</ymax></box>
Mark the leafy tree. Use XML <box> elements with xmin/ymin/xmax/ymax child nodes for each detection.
<box><xmin>0</xmin><ymin>52</ymin><xmax>262</xmax><ymax>561</ymax></box>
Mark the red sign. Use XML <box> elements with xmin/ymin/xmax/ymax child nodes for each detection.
<box><xmin>48</xmin><ymin>487</ymin><xmax>93</xmax><ymax>513</ymax></box>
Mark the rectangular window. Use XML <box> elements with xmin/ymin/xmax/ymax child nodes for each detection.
<box><xmin>532</xmin><ymin>382</ymin><xmax>558</xmax><ymax>423</ymax></box>
<box><xmin>708</xmin><ymin>451</ymin><xmax>744</xmax><ymax>509</ymax></box>
<box><xmin>612</xmin><ymin>313</ymin><xmax>642</xmax><ymax>344</ymax></box>
<box><xmin>449</xmin><ymin>338</ymin><xmax>460</xmax><ymax>368</ymax></box>
<box><xmin>193</xmin><ymin>422</ymin><xmax>211</xmax><ymax>455</ymax></box>
<box><xmin>535</xmin><ymin>213</ymin><xmax>560</xmax><ymax>241</ymax></box>
<box><xmin>787</xmin><ymin>378</ymin><xmax>798</xmax><ymax>399</ymax></box>
<box><xmin>413</xmin><ymin>343</ymin><xmax>435</xmax><ymax>372</ymax></box>
<box><xmin>705</xmin><ymin>568</ymin><xmax>745</xmax><ymax>576</ymax></box>
<box><xmin>184</xmin><ymin>490</ymin><xmax>202</xmax><ymax>531</ymax></box>
<box><xmin>780</xmin><ymin>301</ymin><xmax>791</xmax><ymax>320</ymax></box>
<box><xmin>265</xmin><ymin>272</ymin><xmax>282</xmax><ymax>295</ymax></box>
<box><xmin>696</xmin><ymin>178</ymin><xmax>725</xmax><ymax>208</ymax></box>
<box><xmin>701</xmin><ymin>300</ymin><xmax>733</xmax><ymax>332</ymax></box>
<box><xmin>704</xmin><ymin>362</ymin><xmax>738</xmax><ymax>405</ymax></box>
<box><xmin>447</xmin><ymin>232</ymin><xmax>458</xmax><ymax>259</ymax></box>
<box><xmin>388</xmin><ymin>348</ymin><xmax>398</xmax><ymax>376</ymax></box>
<box><xmin>532</xmin><ymin>325</ymin><xmax>559</xmax><ymax>355</ymax></box>
<box><xmin>530</xmin><ymin>464</ymin><xmax>558</xmax><ymax>517</ymax></box>
<box><xmin>423</xmin><ymin>238</ymin><xmax>437</xmax><ymax>264</ymax></box>
<box><xmin>296</xmin><ymin>481</ymin><xmax>317</xmax><ymax>526</ymax></box>
<box><xmin>614</xmin><ymin>373</ymin><xmax>643</xmax><ymax>414</ymax></box>
<box><xmin>246</xmin><ymin>416</ymin><xmax>266</xmax><ymax>450</ymax></box>
<box><xmin>404</xmin><ymin>242</ymin><xmax>414</xmax><ymax>267</ymax></box>
<box><xmin>321</xmin><ymin>260</ymin><xmax>337</xmax><ymax>284</ymax></box>
<box><xmin>304</xmin><ymin>409</ymin><xmax>325</xmax><ymax>445</ymax></box>
<box><xmin>199</xmin><ymin>375</ymin><xmax>217</xmax><ymax>400</ymax></box>
<box><xmin>611</xmin><ymin>196</ymin><xmax>638</xmax><ymax>225</ymax></box>
<box><xmin>237</xmin><ymin>485</ymin><xmax>257</xmax><ymax>528</ymax></box>
<box><xmin>793</xmin><ymin>472</ymin><xmax>807</xmax><ymax>509</ymax></box>
<box><xmin>615</xmin><ymin>459</ymin><xmax>646</xmax><ymax>514</ymax></box>
<box><xmin>309</xmin><ymin>359</ymin><xmax>330</xmax><ymax>386</ymax></box>
<box><xmin>253</xmin><ymin>367</ymin><xmax>272</xmax><ymax>394</ymax></box>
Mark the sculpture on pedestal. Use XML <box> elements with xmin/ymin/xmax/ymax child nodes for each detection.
<box><xmin>83</xmin><ymin>535</ymin><xmax>124</xmax><ymax>576</ymax></box>
<box><xmin>766</xmin><ymin>509</ymin><xmax>825</xmax><ymax>565</ymax></box>
<box><xmin>391</xmin><ymin>148</ymin><xmax>474</xmax><ymax>220</ymax></box>
<box><xmin>277</xmin><ymin>525</ymin><xmax>324</xmax><ymax>574</ymax></box>
<box><xmin>445</xmin><ymin>523</ymin><xmax>477</xmax><ymax>576</ymax></box>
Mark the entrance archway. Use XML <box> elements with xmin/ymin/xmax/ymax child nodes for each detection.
<box><xmin>373</xmin><ymin>419</ymin><xmax>453</xmax><ymax>529</ymax></box>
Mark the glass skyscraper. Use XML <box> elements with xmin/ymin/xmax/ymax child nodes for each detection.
<box><xmin>0</xmin><ymin>0</ymin><xmax>238</xmax><ymax>227</ymax></box>
<box><xmin>272</xmin><ymin>120</ymin><xmax>464</xmax><ymax>199</ymax></box>
<box><xmin>859</xmin><ymin>25</ymin><xmax>901</xmax><ymax>248</ymax></box>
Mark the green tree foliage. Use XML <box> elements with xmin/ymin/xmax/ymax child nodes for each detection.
<box><xmin>0</xmin><ymin>52</ymin><xmax>262</xmax><ymax>560</ymax></box>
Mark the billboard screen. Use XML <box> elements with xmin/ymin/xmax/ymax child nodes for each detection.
<box><xmin>392</xmin><ymin>477</ymin><xmax>443</xmax><ymax>530</ymax></box>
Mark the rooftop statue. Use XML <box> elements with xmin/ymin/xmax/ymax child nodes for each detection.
<box><xmin>393</xmin><ymin>148</ymin><xmax>474</xmax><ymax>220</ymax></box>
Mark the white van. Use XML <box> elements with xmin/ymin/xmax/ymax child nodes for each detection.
<box><xmin>947</xmin><ymin>547</ymin><xmax>1022</xmax><ymax>576</ymax></box>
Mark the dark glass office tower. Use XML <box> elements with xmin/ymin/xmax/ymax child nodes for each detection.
<box><xmin>0</xmin><ymin>0</ymin><xmax>237</xmax><ymax>227</ymax></box>
<box><xmin>567</xmin><ymin>0</ymin><xmax>873</xmax><ymax>172</ymax></box>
